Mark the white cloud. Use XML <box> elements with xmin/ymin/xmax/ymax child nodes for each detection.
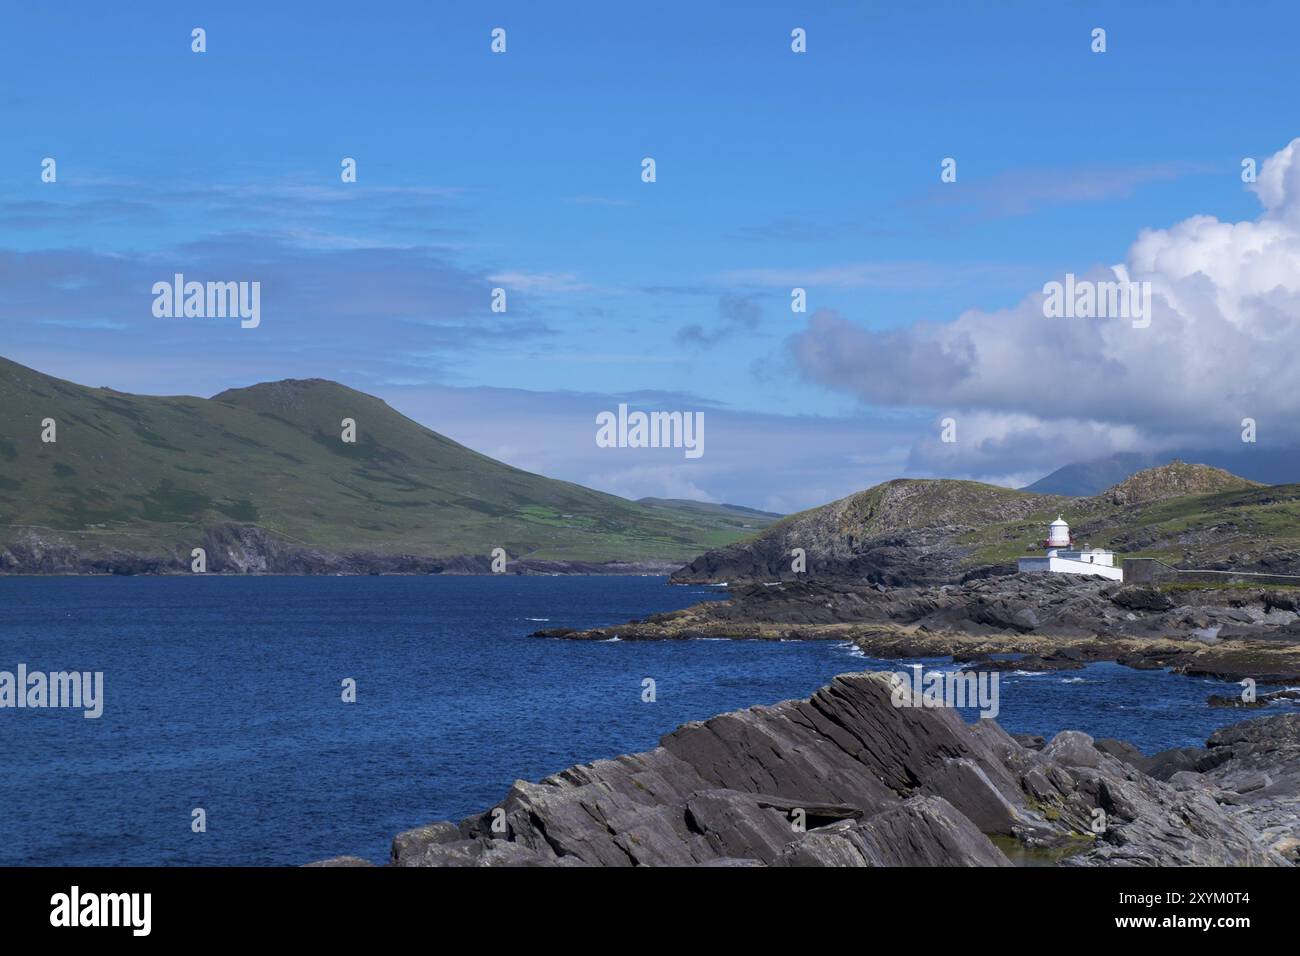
<box><xmin>487</xmin><ymin>271</ymin><xmax>592</xmax><ymax>294</ymax></box>
<box><xmin>790</xmin><ymin>138</ymin><xmax>1300</xmax><ymax>475</ymax></box>
<box><xmin>584</xmin><ymin>464</ymin><xmax>717</xmax><ymax>503</ymax></box>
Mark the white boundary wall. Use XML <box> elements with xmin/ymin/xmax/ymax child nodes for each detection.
<box><xmin>1017</xmin><ymin>555</ymin><xmax>1124</xmax><ymax>582</ymax></box>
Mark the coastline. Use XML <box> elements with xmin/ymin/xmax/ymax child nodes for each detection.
<box><xmin>534</xmin><ymin>575</ymin><xmax>1300</xmax><ymax>682</ymax></box>
<box><xmin>0</xmin><ymin>550</ymin><xmax>686</xmax><ymax>577</ymax></box>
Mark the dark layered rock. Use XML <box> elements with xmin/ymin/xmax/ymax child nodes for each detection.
<box><xmin>1197</xmin><ymin>715</ymin><xmax>1300</xmax><ymax>861</ymax></box>
<box><xmin>672</xmin><ymin>527</ymin><xmax>974</xmax><ymax>589</ymax></box>
<box><xmin>357</xmin><ymin>672</ymin><xmax>1295</xmax><ymax>868</ymax></box>
<box><xmin>1208</xmin><ymin>688</ymin><xmax>1300</xmax><ymax>708</ymax></box>
<box><xmin>1110</xmin><ymin>586</ymin><xmax>1175</xmax><ymax>612</ymax></box>
<box><xmin>1098</xmin><ymin>714</ymin><xmax>1300</xmax><ymax>863</ymax></box>
<box><xmin>538</xmin><ymin>574</ymin><xmax>1300</xmax><ymax>681</ymax></box>
<box><xmin>773</xmin><ymin>797</ymin><xmax>1009</xmax><ymax>866</ymax></box>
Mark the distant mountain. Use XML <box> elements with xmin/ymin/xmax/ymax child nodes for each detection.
<box><xmin>636</xmin><ymin>497</ymin><xmax>781</xmax><ymax>531</ymax></box>
<box><xmin>1025</xmin><ymin>447</ymin><xmax>1300</xmax><ymax>495</ymax></box>
<box><xmin>0</xmin><ymin>357</ymin><xmax>764</xmax><ymax>573</ymax></box>
<box><xmin>672</xmin><ymin>462</ymin><xmax>1300</xmax><ymax>585</ymax></box>
<box><xmin>1023</xmin><ymin>452</ymin><xmax>1161</xmax><ymax>495</ymax></box>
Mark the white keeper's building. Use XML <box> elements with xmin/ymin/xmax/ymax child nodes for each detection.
<box><xmin>1017</xmin><ymin>516</ymin><xmax>1124</xmax><ymax>582</ymax></box>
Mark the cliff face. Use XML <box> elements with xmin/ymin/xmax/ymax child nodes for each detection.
<box><xmin>672</xmin><ymin>464</ymin><xmax>1300</xmax><ymax>586</ymax></box>
<box><xmin>317</xmin><ymin>672</ymin><xmax>1297</xmax><ymax>868</ymax></box>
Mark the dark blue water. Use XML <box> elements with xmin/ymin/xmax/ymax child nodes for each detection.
<box><xmin>0</xmin><ymin>576</ymin><xmax>1293</xmax><ymax>866</ymax></box>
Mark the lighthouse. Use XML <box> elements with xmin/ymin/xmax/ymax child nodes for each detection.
<box><xmin>1018</xmin><ymin>516</ymin><xmax>1123</xmax><ymax>581</ymax></box>
<box><xmin>1046</xmin><ymin>516</ymin><xmax>1072</xmax><ymax>549</ymax></box>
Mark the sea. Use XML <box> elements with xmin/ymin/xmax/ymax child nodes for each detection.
<box><xmin>0</xmin><ymin>575</ymin><xmax>1293</xmax><ymax>866</ymax></box>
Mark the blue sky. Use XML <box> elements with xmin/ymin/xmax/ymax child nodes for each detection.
<box><xmin>4</xmin><ymin>1</ymin><xmax>1300</xmax><ymax>511</ymax></box>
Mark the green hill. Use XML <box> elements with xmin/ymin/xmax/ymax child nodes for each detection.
<box><xmin>0</xmin><ymin>357</ymin><xmax>763</xmax><ymax>571</ymax></box>
<box><xmin>672</xmin><ymin>463</ymin><xmax>1300</xmax><ymax>585</ymax></box>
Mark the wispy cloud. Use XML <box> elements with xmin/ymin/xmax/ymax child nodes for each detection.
<box><xmin>677</xmin><ymin>293</ymin><xmax>762</xmax><ymax>347</ymax></box>
<box><xmin>720</xmin><ymin>260</ymin><xmax>1025</xmax><ymax>290</ymax></box>
<box><xmin>908</xmin><ymin>161</ymin><xmax>1216</xmax><ymax>221</ymax></box>
<box><xmin>487</xmin><ymin>270</ymin><xmax>593</xmax><ymax>294</ymax></box>
<box><xmin>0</xmin><ymin>198</ymin><xmax>161</xmax><ymax>230</ymax></box>
<box><xmin>0</xmin><ymin>234</ymin><xmax>554</xmax><ymax>390</ymax></box>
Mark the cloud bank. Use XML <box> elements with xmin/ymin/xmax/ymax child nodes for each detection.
<box><xmin>790</xmin><ymin>139</ymin><xmax>1300</xmax><ymax>478</ymax></box>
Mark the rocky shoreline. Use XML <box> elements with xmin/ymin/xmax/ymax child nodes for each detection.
<box><xmin>0</xmin><ymin>526</ymin><xmax>680</xmax><ymax>576</ymax></box>
<box><xmin>534</xmin><ymin>574</ymin><xmax>1300</xmax><ymax>682</ymax></box>
<box><xmin>313</xmin><ymin>671</ymin><xmax>1299</xmax><ymax>867</ymax></box>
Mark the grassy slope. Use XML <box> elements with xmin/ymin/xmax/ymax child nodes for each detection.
<box><xmin>685</xmin><ymin>462</ymin><xmax>1297</xmax><ymax>576</ymax></box>
<box><xmin>0</xmin><ymin>357</ymin><xmax>759</xmax><ymax>563</ymax></box>
<box><xmin>759</xmin><ymin>478</ymin><xmax>1056</xmax><ymax>548</ymax></box>
<box><xmin>836</xmin><ymin>478</ymin><xmax>1048</xmax><ymax>537</ymax></box>
<box><xmin>960</xmin><ymin>473</ymin><xmax>1296</xmax><ymax>569</ymax></box>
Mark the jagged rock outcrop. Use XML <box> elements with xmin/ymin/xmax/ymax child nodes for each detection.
<box><xmin>1104</xmin><ymin>460</ymin><xmax>1261</xmax><ymax>506</ymax></box>
<box><xmin>326</xmin><ymin>672</ymin><xmax>1295</xmax><ymax>867</ymax></box>
<box><xmin>1092</xmin><ymin>714</ymin><xmax>1300</xmax><ymax>863</ymax></box>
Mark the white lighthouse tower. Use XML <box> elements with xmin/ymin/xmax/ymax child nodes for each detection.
<box><xmin>1018</xmin><ymin>515</ymin><xmax>1123</xmax><ymax>581</ymax></box>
